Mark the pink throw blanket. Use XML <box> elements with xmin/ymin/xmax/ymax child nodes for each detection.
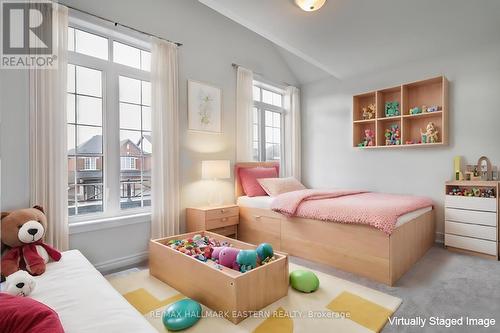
<box><xmin>271</xmin><ymin>189</ymin><xmax>433</xmax><ymax>235</ymax></box>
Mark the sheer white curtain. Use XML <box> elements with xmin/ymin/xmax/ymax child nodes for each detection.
<box><xmin>284</xmin><ymin>86</ymin><xmax>301</xmax><ymax>180</ymax></box>
<box><xmin>151</xmin><ymin>38</ymin><xmax>180</xmax><ymax>238</ymax></box>
<box><xmin>236</xmin><ymin>67</ymin><xmax>254</xmax><ymax>162</ymax></box>
<box><xmin>29</xmin><ymin>4</ymin><xmax>69</xmax><ymax>250</ymax></box>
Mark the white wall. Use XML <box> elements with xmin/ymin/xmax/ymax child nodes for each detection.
<box><xmin>0</xmin><ymin>0</ymin><xmax>298</xmax><ymax>271</ymax></box>
<box><xmin>301</xmin><ymin>43</ymin><xmax>500</xmax><ymax>240</ymax></box>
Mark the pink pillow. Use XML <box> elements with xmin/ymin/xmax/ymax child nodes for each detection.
<box><xmin>0</xmin><ymin>294</ymin><xmax>65</xmax><ymax>333</ymax></box>
<box><xmin>257</xmin><ymin>177</ymin><xmax>306</xmax><ymax>197</ymax></box>
<box><xmin>239</xmin><ymin>167</ymin><xmax>279</xmax><ymax>197</ymax></box>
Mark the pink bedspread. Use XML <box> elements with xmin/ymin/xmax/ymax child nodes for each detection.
<box><xmin>271</xmin><ymin>189</ymin><xmax>433</xmax><ymax>235</ymax></box>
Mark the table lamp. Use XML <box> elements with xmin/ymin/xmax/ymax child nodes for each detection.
<box><xmin>202</xmin><ymin>160</ymin><xmax>230</xmax><ymax>206</ymax></box>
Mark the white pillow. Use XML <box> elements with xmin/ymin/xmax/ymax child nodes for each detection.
<box><xmin>257</xmin><ymin>177</ymin><xmax>306</xmax><ymax>197</ymax></box>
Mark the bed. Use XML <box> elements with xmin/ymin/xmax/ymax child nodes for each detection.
<box><xmin>1</xmin><ymin>250</ymin><xmax>157</xmax><ymax>333</ymax></box>
<box><xmin>235</xmin><ymin>162</ymin><xmax>435</xmax><ymax>286</ymax></box>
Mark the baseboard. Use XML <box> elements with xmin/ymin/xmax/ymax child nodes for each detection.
<box><xmin>435</xmin><ymin>231</ymin><xmax>444</xmax><ymax>244</ymax></box>
<box><xmin>94</xmin><ymin>251</ymin><xmax>148</xmax><ymax>274</ymax></box>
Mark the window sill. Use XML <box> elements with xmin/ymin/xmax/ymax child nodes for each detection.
<box><xmin>69</xmin><ymin>212</ymin><xmax>151</xmax><ymax>235</ymax></box>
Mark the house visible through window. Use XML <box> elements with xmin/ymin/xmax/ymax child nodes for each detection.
<box><xmin>252</xmin><ymin>81</ymin><xmax>285</xmax><ymax>164</ymax></box>
<box><xmin>67</xmin><ymin>15</ymin><xmax>151</xmax><ymax>219</ymax></box>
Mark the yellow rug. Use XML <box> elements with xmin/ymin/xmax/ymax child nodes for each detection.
<box><xmin>107</xmin><ymin>263</ymin><xmax>401</xmax><ymax>333</ymax></box>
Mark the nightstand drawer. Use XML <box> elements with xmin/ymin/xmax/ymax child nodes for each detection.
<box><xmin>206</xmin><ymin>206</ymin><xmax>239</xmax><ymax>220</ymax></box>
<box><xmin>445</xmin><ymin>221</ymin><xmax>497</xmax><ymax>241</ymax></box>
<box><xmin>445</xmin><ymin>208</ymin><xmax>497</xmax><ymax>227</ymax></box>
<box><xmin>445</xmin><ymin>234</ymin><xmax>497</xmax><ymax>256</ymax></box>
<box><xmin>206</xmin><ymin>216</ymin><xmax>239</xmax><ymax>230</ymax></box>
<box><xmin>210</xmin><ymin>225</ymin><xmax>237</xmax><ymax>238</ymax></box>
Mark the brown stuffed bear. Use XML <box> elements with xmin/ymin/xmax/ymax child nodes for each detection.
<box><xmin>1</xmin><ymin>206</ymin><xmax>61</xmax><ymax>279</ymax></box>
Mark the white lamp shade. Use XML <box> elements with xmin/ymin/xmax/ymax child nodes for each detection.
<box><xmin>202</xmin><ymin>160</ymin><xmax>230</xmax><ymax>180</ymax></box>
<box><xmin>295</xmin><ymin>0</ymin><xmax>327</xmax><ymax>12</ymax></box>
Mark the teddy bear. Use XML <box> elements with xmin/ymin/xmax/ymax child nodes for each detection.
<box><xmin>1</xmin><ymin>206</ymin><xmax>62</xmax><ymax>280</ymax></box>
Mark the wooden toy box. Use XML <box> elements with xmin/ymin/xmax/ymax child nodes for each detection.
<box><xmin>149</xmin><ymin>231</ymin><xmax>289</xmax><ymax>324</ymax></box>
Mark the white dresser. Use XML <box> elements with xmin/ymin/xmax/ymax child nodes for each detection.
<box><xmin>445</xmin><ymin>181</ymin><xmax>499</xmax><ymax>259</ymax></box>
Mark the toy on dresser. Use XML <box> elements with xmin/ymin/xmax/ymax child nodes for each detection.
<box><xmin>358</xmin><ymin>129</ymin><xmax>375</xmax><ymax>147</ymax></box>
<box><xmin>448</xmin><ymin>187</ymin><xmax>495</xmax><ymax>198</ymax></box>
<box><xmin>362</xmin><ymin>103</ymin><xmax>376</xmax><ymax>120</ymax></box>
<box><xmin>385</xmin><ymin>124</ymin><xmax>401</xmax><ymax>145</ymax></box>
<box><xmin>420</xmin><ymin>122</ymin><xmax>439</xmax><ymax>143</ymax></box>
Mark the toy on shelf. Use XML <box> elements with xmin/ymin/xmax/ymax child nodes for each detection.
<box><xmin>426</xmin><ymin>105</ymin><xmax>441</xmax><ymax>113</ymax></box>
<box><xmin>385</xmin><ymin>101</ymin><xmax>400</xmax><ymax>117</ymax></box>
<box><xmin>454</xmin><ymin>156</ymin><xmax>464</xmax><ymax>181</ymax></box>
<box><xmin>409</xmin><ymin>107</ymin><xmax>422</xmax><ymax>115</ymax></box>
<box><xmin>420</xmin><ymin>122</ymin><xmax>439</xmax><ymax>143</ymax></box>
<box><xmin>362</xmin><ymin>103</ymin><xmax>376</xmax><ymax>120</ymax></box>
<box><xmin>384</xmin><ymin>124</ymin><xmax>401</xmax><ymax>145</ymax></box>
<box><xmin>421</xmin><ymin>105</ymin><xmax>427</xmax><ymax>113</ymax></box>
<box><xmin>358</xmin><ymin>129</ymin><xmax>375</xmax><ymax>147</ymax></box>
<box><xmin>448</xmin><ymin>186</ymin><xmax>496</xmax><ymax>198</ymax></box>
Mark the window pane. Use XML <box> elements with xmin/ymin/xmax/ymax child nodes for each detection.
<box><xmin>120</xmin><ymin>103</ymin><xmax>141</xmax><ymax>130</ymax></box>
<box><xmin>141</xmin><ymin>132</ymin><xmax>152</xmax><ymax>154</ymax></box>
<box><xmin>253</xmin><ymin>107</ymin><xmax>259</xmax><ymax>124</ymax></box>
<box><xmin>141</xmin><ymin>50</ymin><xmax>151</xmax><ymax>71</ymax></box>
<box><xmin>77</xmin><ymin>125</ymin><xmax>102</xmax><ymax>154</ymax></box>
<box><xmin>265</xmin><ymin>111</ymin><xmax>273</xmax><ymax>126</ymax></box>
<box><xmin>67</xmin><ymin>64</ymin><xmax>75</xmax><ymax>93</ymax></box>
<box><xmin>68</xmin><ymin>27</ymin><xmax>75</xmax><ymax>51</ymax></box>
<box><xmin>68</xmin><ymin>185</ymin><xmax>76</xmax><ymax>216</ymax></box>
<box><xmin>113</xmin><ymin>41</ymin><xmax>141</xmax><ymax>69</ymax></box>
<box><xmin>119</xmin><ymin>76</ymin><xmax>141</xmax><ymax>104</ymax></box>
<box><xmin>265</xmin><ymin>127</ymin><xmax>273</xmax><ymax>143</ymax></box>
<box><xmin>76</xmin><ymin>66</ymin><xmax>102</xmax><ymax>97</ymax></box>
<box><xmin>262</xmin><ymin>89</ymin><xmax>273</xmax><ymax>104</ymax></box>
<box><xmin>253</xmin><ymin>86</ymin><xmax>260</xmax><ymax>101</ymax></box>
<box><xmin>142</xmin><ymin>182</ymin><xmax>151</xmax><ymax>207</ymax></box>
<box><xmin>74</xmin><ymin>184</ymin><xmax>104</xmax><ymax>215</ymax></box>
<box><xmin>142</xmin><ymin>107</ymin><xmax>151</xmax><ymax>131</ymax></box>
<box><xmin>272</xmin><ymin>92</ymin><xmax>282</xmax><ymax>107</ymax></box>
<box><xmin>273</xmin><ymin>128</ymin><xmax>281</xmax><ymax>144</ymax></box>
<box><xmin>273</xmin><ymin>112</ymin><xmax>281</xmax><ymax>127</ymax></box>
<box><xmin>77</xmin><ymin>95</ymin><xmax>102</xmax><ymax>126</ymax></box>
<box><xmin>266</xmin><ymin>143</ymin><xmax>274</xmax><ymax>161</ymax></box>
<box><xmin>76</xmin><ymin>156</ymin><xmax>101</xmax><ymax>172</ymax></box>
<box><xmin>120</xmin><ymin>130</ymin><xmax>142</xmax><ymax>156</ymax></box>
<box><xmin>253</xmin><ymin>124</ymin><xmax>259</xmax><ymax>141</ymax></box>
<box><xmin>67</xmin><ymin>124</ymin><xmax>75</xmax><ymax>152</ymax></box>
<box><xmin>68</xmin><ymin>157</ymin><xmax>76</xmax><ymax>185</ymax></box>
<box><xmin>252</xmin><ymin>142</ymin><xmax>259</xmax><ymax>161</ymax></box>
<box><xmin>67</xmin><ymin>94</ymin><xmax>75</xmax><ymax>123</ymax></box>
<box><xmin>142</xmin><ymin>81</ymin><xmax>151</xmax><ymax>106</ymax></box>
<box><xmin>75</xmin><ymin>29</ymin><xmax>108</xmax><ymax>60</ymax></box>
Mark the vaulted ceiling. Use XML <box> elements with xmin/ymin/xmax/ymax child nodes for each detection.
<box><xmin>199</xmin><ymin>0</ymin><xmax>500</xmax><ymax>83</ymax></box>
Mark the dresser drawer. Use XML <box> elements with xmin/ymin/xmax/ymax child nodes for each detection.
<box><xmin>445</xmin><ymin>221</ymin><xmax>497</xmax><ymax>241</ymax></box>
<box><xmin>206</xmin><ymin>206</ymin><xmax>239</xmax><ymax>220</ymax></box>
<box><xmin>445</xmin><ymin>234</ymin><xmax>497</xmax><ymax>256</ymax></box>
<box><xmin>206</xmin><ymin>216</ymin><xmax>239</xmax><ymax>230</ymax></box>
<box><xmin>445</xmin><ymin>208</ymin><xmax>497</xmax><ymax>227</ymax></box>
<box><xmin>445</xmin><ymin>195</ymin><xmax>497</xmax><ymax>212</ymax></box>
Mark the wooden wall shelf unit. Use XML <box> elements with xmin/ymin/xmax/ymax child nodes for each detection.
<box><xmin>353</xmin><ymin>76</ymin><xmax>448</xmax><ymax>148</ymax></box>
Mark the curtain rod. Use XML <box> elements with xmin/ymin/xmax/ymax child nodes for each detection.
<box><xmin>63</xmin><ymin>4</ymin><xmax>183</xmax><ymax>47</ymax></box>
<box><xmin>232</xmin><ymin>63</ymin><xmax>292</xmax><ymax>87</ymax></box>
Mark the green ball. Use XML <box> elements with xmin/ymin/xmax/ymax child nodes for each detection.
<box><xmin>290</xmin><ymin>270</ymin><xmax>319</xmax><ymax>293</ymax></box>
<box><xmin>162</xmin><ymin>299</ymin><xmax>201</xmax><ymax>331</ymax></box>
<box><xmin>256</xmin><ymin>243</ymin><xmax>274</xmax><ymax>261</ymax></box>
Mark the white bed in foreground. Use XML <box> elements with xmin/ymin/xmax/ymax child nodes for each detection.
<box><xmin>18</xmin><ymin>250</ymin><xmax>156</xmax><ymax>333</ymax></box>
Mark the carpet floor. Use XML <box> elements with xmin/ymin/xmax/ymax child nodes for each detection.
<box><xmin>291</xmin><ymin>245</ymin><xmax>500</xmax><ymax>333</ymax></box>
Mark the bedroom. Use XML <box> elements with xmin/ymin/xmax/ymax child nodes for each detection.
<box><xmin>1</xmin><ymin>0</ymin><xmax>499</xmax><ymax>332</ymax></box>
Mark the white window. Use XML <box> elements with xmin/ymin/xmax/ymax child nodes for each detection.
<box><xmin>252</xmin><ymin>81</ymin><xmax>285</xmax><ymax>164</ymax></box>
<box><xmin>67</xmin><ymin>13</ymin><xmax>151</xmax><ymax>220</ymax></box>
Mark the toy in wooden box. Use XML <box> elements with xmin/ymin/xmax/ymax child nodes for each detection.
<box><xmin>149</xmin><ymin>231</ymin><xmax>289</xmax><ymax>324</ymax></box>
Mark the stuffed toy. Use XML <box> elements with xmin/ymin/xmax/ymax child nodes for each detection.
<box><xmin>1</xmin><ymin>206</ymin><xmax>61</xmax><ymax>279</ymax></box>
<box><xmin>4</xmin><ymin>270</ymin><xmax>36</xmax><ymax>297</ymax></box>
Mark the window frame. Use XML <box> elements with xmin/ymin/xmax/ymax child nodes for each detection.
<box><xmin>68</xmin><ymin>12</ymin><xmax>152</xmax><ymax>224</ymax></box>
<box><xmin>252</xmin><ymin>80</ymin><xmax>285</xmax><ymax>166</ymax></box>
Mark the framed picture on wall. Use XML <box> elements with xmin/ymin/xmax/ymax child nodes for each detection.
<box><xmin>188</xmin><ymin>80</ymin><xmax>222</xmax><ymax>133</ymax></box>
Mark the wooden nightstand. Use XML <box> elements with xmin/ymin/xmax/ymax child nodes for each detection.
<box><xmin>186</xmin><ymin>205</ymin><xmax>239</xmax><ymax>238</ymax></box>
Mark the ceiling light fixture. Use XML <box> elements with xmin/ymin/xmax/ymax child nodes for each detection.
<box><xmin>295</xmin><ymin>0</ymin><xmax>327</xmax><ymax>12</ymax></box>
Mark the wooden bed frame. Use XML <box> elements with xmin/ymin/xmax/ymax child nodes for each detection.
<box><xmin>235</xmin><ymin>162</ymin><xmax>435</xmax><ymax>286</ymax></box>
